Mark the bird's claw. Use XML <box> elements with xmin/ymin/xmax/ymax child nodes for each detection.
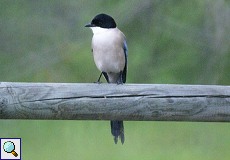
<box><xmin>94</xmin><ymin>81</ymin><xmax>102</xmax><ymax>84</ymax></box>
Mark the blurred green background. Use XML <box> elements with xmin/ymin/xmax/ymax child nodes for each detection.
<box><xmin>0</xmin><ymin>0</ymin><xmax>230</xmax><ymax>159</ymax></box>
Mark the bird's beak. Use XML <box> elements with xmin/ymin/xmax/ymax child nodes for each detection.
<box><xmin>85</xmin><ymin>23</ymin><xmax>94</xmax><ymax>27</ymax></box>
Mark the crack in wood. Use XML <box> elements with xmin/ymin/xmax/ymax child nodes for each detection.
<box><xmin>9</xmin><ymin>94</ymin><xmax>230</xmax><ymax>105</ymax></box>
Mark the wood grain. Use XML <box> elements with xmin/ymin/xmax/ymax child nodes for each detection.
<box><xmin>0</xmin><ymin>82</ymin><xmax>230</xmax><ymax>121</ymax></box>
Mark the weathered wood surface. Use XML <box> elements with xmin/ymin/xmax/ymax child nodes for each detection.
<box><xmin>0</xmin><ymin>82</ymin><xmax>230</xmax><ymax>121</ymax></box>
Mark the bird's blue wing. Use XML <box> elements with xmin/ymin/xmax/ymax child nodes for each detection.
<box><xmin>124</xmin><ymin>40</ymin><xmax>128</xmax><ymax>57</ymax></box>
<box><xmin>122</xmin><ymin>40</ymin><xmax>128</xmax><ymax>83</ymax></box>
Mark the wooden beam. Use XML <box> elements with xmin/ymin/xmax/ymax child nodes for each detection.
<box><xmin>0</xmin><ymin>82</ymin><xmax>230</xmax><ymax>122</ymax></box>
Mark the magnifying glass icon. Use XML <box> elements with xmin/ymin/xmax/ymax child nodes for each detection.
<box><xmin>3</xmin><ymin>141</ymin><xmax>18</xmax><ymax>157</ymax></box>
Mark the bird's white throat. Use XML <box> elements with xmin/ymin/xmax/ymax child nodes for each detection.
<box><xmin>90</xmin><ymin>27</ymin><xmax>114</xmax><ymax>34</ymax></box>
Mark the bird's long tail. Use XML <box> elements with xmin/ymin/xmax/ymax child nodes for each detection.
<box><xmin>110</xmin><ymin>120</ymin><xmax>124</xmax><ymax>144</ymax></box>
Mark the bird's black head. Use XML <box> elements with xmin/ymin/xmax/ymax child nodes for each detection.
<box><xmin>85</xmin><ymin>13</ymin><xmax>116</xmax><ymax>29</ymax></box>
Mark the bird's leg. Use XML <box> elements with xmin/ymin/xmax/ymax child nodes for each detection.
<box><xmin>102</xmin><ymin>72</ymin><xmax>109</xmax><ymax>83</ymax></box>
<box><xmin>116</xmin><ymin>71</ymin><xmax>123</xmax><ymax>85</ymax></box>
<box><xmin>94</xmin><ymin>72</ymin><xmax>103</xmax><ymax>84</ymax></box>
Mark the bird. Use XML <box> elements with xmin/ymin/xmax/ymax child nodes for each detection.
<box><xmin>85</xmin><ymin>13</ymin><xmax>128</xmax><ymax>144</ymax></box>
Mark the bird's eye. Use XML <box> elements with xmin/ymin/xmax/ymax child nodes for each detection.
<box><xmin>93</xmin><ymin>19</ymin><xmax>101</xmax><ymax>26</ymax></box>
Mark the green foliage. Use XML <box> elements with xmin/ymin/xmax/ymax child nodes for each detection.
<box><xmin>0</xmin><ymin>0</ymin><xmax>230</xmax><ymax>159</ymax></box>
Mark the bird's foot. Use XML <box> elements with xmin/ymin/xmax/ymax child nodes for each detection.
<box><xmin>116</xmin><ymin>81</ymin><xmax>123</xmax><ymax>85</ymax></box>
<box><xmin>94</xmin><ymin>81</ymin><xmax>102</xmax><ymax>84</ymax></box>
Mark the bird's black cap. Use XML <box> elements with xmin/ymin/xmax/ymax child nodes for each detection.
<box><xmin>85</xmin><ymin>13</ymin><xmax>117</xmax><ymax>29</ymax></box>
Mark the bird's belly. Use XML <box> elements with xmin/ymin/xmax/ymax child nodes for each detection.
<box><xmin>93</xmin><ymin>48</ymin><xmax>125</xmax><ymax>73</ymax></box>
<box><xmin>92</xmin><ymin>30</ymin><xmax>126</xmax><ymax>73</ymax></box>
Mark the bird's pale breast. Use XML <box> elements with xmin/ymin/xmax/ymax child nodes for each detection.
<box><xmin>92</xmin><ymin>28</ymin><xmax>126</xmax><ymax>73</ymax></box>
